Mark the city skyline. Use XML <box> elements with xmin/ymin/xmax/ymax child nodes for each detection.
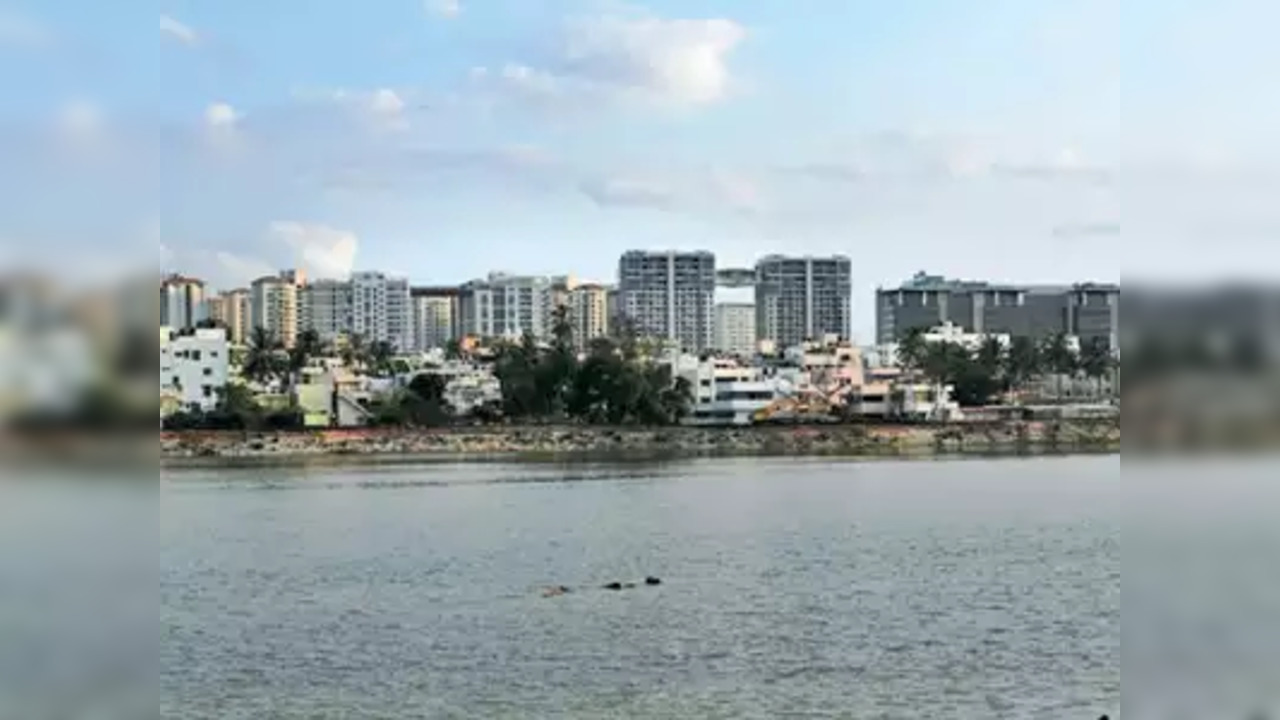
<box><xmin>12</xmin><ymin>1</ymin><xmax>1265</xmax><ymax>339</ymax></box>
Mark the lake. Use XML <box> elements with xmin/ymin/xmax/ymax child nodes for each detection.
<box><xmin>158</xmin><ymin>455</ymin><xmax>1122</xmax><ymax>718</ymax></box>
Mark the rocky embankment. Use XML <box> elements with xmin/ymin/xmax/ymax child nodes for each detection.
<box><xmin>161</xmin><ymin>419</ymin><xmax>1119</xmax><ymax>466</ymax></box>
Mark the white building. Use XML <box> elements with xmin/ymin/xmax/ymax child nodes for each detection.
<box><xmin>249</xmin><ymin>274</ymin><xmax>300</xmax><ymax>349</ymax></box>
<box><xmin>300</xmin><ymin>279</ymin><xmax>353</xmax><ymax>343</ymax></box>
<box><xmin>458</xmin><ymin>273</ymin><xmax>552</xmax><ymax>341</ymax></box>
<box><xmin>159</xmin><ymin>327</ymin><xmax>230</xmax><ymax>414</ymax></box>
<box><xmin>618</xmin><ymin>250</ymin><xmax>716</xmax><ymax>353</ymax></box>
<box><xmin>160</xmin><ymin>275</ymin><xmax>206</xmax><ymax>331</ymax></box>
<box><xmin>568</xmin><ymin>283</ymin><xmax>610</xmax><ymax>352</ymax></box>
<box><xmin>350</xmin><ymin>272</ymin><xmax>412</xmax><ymax>351</ymax></box>
<box><xmin>671</xmin><ymin>355</ymin><xmax>787</xmax><ymax>426</ymax></box>
<box><xmin>412</xmin><ymin>295</ymin><xmax>455</xmax><ymax>351</ymax></box>
<box><xmin>714</xmin><ymin>302</ymin><xmax>756</xmax><ymax>358</ymax></box>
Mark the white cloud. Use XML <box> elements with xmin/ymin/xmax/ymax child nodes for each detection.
<box><xmin>369</xmin><ymin>88</ymin><xmax>405</xmax><ymax>116</ymax></box>
<box><xmin>213</xmin><ymin>251</ymin><xmax>273</xmax><ymax>286</ymax></box>
<box><xmin>563</xmin><ymin>15</ymin><xmax>746</xmax><ymax>105</ymax></box>
<box><xmin>159</xmin><ymin>15</ymin><xmax>199</xmax><ymax>46</ymax></box>
<box><xmin>266</xmin><ymin>222</ymin><xmax>358</xmax><ymax>280</ymax></box>
<box><xmin>426</xmin><ymin>0</ymin><xmax>461</xmax><ymax>19</ymax></box>
<box><xmin>0</xmin><ymin>10</ymin><xmax>50</xmax><ymax>48</ymax></box>
<box><xmin>472</xmin><ymin>11</ymin><xmax>747</xmax><ymax>109</ymax></box>
<box><xmin>579</xmin><ymin>176</ymin><xmax>676</xmax><ymax>210</ymax></box>
<box><xmin>204</xmin><ymin>102</ymin><xmax>239</xmax><ymax>128</ymax></box>
<box><xmin>55</xmin><ymin>100</ymin><xmax>102</xmax><ymax>139</ymax></box>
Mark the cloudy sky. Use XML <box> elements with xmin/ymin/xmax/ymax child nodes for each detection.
<box><xmin>1</xmin><ymin>0</ymin><xmax>1275</xmax><ymax>338</ymax></box>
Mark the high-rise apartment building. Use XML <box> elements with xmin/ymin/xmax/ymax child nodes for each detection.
<box><xmin>458</xmin><ymin>273</ymin><xmax>552</xmax><ymax>340</ymax></box>
<box><xmin>617</xmin><ymin>250</ymin><xmax>716</xmax><ymax>353</ymax></box>
<box><xmin>411</xmin><ymin>290</ymin><xmax>457</xmax><ymax>351</ymax></box>
<box><xmin>714</xmin><ymin>302</ymin><xmax>757</xmax><ymax>357</ymax></box>
<box><xmin>568</xmin><ymin>283</ymin><xmax>610</xmax><ymax>352</ymax></box>
<box><xmin>350</xmin><ymin>272</ymin><xmax>412</xmax><ymax>352</ymax></box>
<box><xmin>159</xmin><ymin>274</ymin><xmax>206</xmax><ymax>330</ymax></box>
<box><xmin>249</xmin><ymin>273</ymin><xmax>300</xmax><ymax>348</ymax></box>
<box><xmin>206</xmin><ymin>289</ymin><xmax>249</xmax><ymax>345</ymax></box>
<box><xmin>875</xmin><ymin>271</ymin><xmax>1120</xmax><ymax>345</ymax></box>
<box><xmin>754</xmin><ymin>255</ymin><xmax>852</xmax><ymax>348</ymax></box>
<box><xmin>300</xmin><ymin>279</ymin><xmax>353</xmax><ymax>343</ymax></box>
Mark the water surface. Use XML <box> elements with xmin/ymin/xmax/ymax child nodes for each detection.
<box><xmin>161</xmin><ymin>456</ymin><xmax>1120</xmax><ymax>718</ymax></box>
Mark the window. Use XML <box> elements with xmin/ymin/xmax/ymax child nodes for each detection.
<box><xmin>203</xmin><ymin>368</ymin><xmax>213</xmax><ymax>376</ymax></box>
<box><xmin>202</xmin><ymin>385</ymin><xmax>213</xmax><ymax>398</ymax></box>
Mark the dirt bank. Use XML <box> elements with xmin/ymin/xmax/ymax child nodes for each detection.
<box><xmin>160</xmin><ymin>420</ymin><xmax>1119</xmax><ymax>467</ymax></box>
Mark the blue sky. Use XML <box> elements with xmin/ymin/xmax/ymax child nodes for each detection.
<box><xmin>1</xmin><ymin>0</ymin><xmax>1276</xmax><ymax>339</ymax></box>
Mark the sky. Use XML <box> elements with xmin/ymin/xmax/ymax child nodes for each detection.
<box><xmin>1</xmin><ymin>0</ymin><xmax>1276</xmax><ymax>339</ymax></box>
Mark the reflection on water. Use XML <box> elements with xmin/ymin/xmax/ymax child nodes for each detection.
<box><xmin>159</xmin><ymin>456</ymin><xmax>1122</xmax><ymax>718</ymax></box>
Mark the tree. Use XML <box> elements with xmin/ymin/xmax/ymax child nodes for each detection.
<box><xmin>1077</xmin><ymin>337</ymin><xmax>1114</xmax><ymax>398</ymax></box>
<box><xmin>444</xmin><ymin>339</ymin><xmax>463</xmax><ymax>361</ymax></box>
<box><xmin>1040</xmin><ymin>332</ymin><xmax>1078</xmax><ymax>401</ymax></box>
<box><xmin>341</xmin><ymin>333</ymin><xmax>367</xmax><ymax>371</ymax></box>
<box><xmin>288</xmin><ymin>329</ymin><xmax>325</xmax><ymax>383</ymax></box>
<box><xmin>366</xmin><ymin>340</ymin><xmax>395</xmax><ymax>377</ymax></box>
<box><xmin>1003</xmin><ymin>336</ymin><xmax>1041</xmax><ymax>398</ymax></box>
<box><xmin>897</xmin><ymin>327</ymin><xmax>928</xmax><ymax>372</ymax></box>
<box><xmin>242</xmin><ymin>327</ymin><xmax>285</xmax><ymax>385</ymax></box>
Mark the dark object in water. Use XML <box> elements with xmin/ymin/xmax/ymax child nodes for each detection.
<box><xmin>603</xmin><ymin>582</ymin><xmax>623</xmax><ymax>591</ymax></box>
<box><xmin>1098</xmin><ymin>716</ymin><xmax>1109</xmax><ymax>720</ymax></box>
<box><xmin>644</xmin><ymin>576</ymin><xmax>661</xmax><ymax>586</ymax></box>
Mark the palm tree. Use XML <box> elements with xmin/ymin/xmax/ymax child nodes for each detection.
<box><xmin>242</xmin><ymin>327</ymin><xmax>284</xmax><ymax>386</ymax></box>
<box><xmin>368</xmin><ymin>340</ymin><xmax>396</xmax><ymax>377</ymax></box>
<box><xmin>289</xmin><ymin>329</ymin><xmax>325</xmax><ymax>385</ymax></box>
<box><xmin>341</xmin><ymin>333</ymin><xmax>367</xmax><ymax>371</ymax></box>
<box><xmin>897</xmin><ymin>327</ymin><xmax>928</xmax><ymax>374</ymax></box>
<box><xmin>1003</xmin><ymin>336</ymin><xmax>1041</xmax><ymax>400</ymax></box>
<box><xmin>1040</xmin><ymin>332</ymin><xmax>1079</xmax><ymax>401</ymax></box>
<box><xmin>1077</xmin><ymin>337</ymin><xmax>1114</xmax><ymax>399</ymax></box>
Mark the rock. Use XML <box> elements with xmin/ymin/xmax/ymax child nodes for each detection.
<box><xmin>644</xmin><ymin>576</ymin><xmax>662</xmax><ymax>586</ymax></box>
<box><xmin>603</xmin><ymin>582</ymin><xmax>623</xmax><ymax>591</ymax></box>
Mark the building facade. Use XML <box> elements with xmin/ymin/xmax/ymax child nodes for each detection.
<box><xmin>458</xmin><ymin>273</ymin><xmax>552</xmax><ymax>341</ymax></box>
<box><xmin>618</xmin><ymin>250</ymin><xmax>716</xmax><ymax>353</ymax></box>
<box><xmin>205</xmin><ymin>289</ymin><xmax>249</xmax><ymax>345</ymax></box>
<box><xmin>300</xmin><ymin>279</ymin><xmax>353</xmax><ymax>343</ymax></box>
<box><xmin>714</xmin><ymin>302</ymin><xmax>756</xmax><ymax>357</ymax></box>
<box><xmin>568</xmin><ymin>283</ymin><xmax>610</xmax><ymax>352</ymax></box>
<box><xmin>249</xmin><ymin>273</ymin><xmax>300</xmax><ymax>349</ymax></box>
<box><xmin>412</xmin><ymin>295</ymin><xmax>456</xmax><ymax>351</ymax></box>
<box><xmin>875</xmin><ymin>271</ymin><xmax>1120</xmax><ymax>346</ymax></box>
<box><xmin>159</xmin><ymin>326</ymin><xmax>230</xmax><ymax>414</ymax></box>
<box><xmin>159</xmin><ymin>274</ymin><xmax>206</xmax><ymax>331</ymax></box>
<box><xmin>754</xmin><ymin>255</ymin><xmax>852</xmax><ymax>349</ymax></box>
<box><xmin>349</xmin><ymin>272</ymin><xmax>412</xmax><ymax>352</ymax></box>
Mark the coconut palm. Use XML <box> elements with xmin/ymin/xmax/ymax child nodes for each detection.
<box><xmin>242</xmin><ymin>327</ymin><xmax>285</xmax><ymax>386</ymax></box>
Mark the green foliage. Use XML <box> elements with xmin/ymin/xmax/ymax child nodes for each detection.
<box><xmin>367</xmin><ymin>372</ymin><xmax>454</xmax><ymax>427</ymax></box>
<box><xmin>492</xmin><ymin>320</ymin><xmax>691</xmax><ymax>425</ymax></box>
<box><xmin>242</xmin><ymin>327</ymin><xmax>286</xmax><ymax>385</ymax></box>
<box><xmin>161</xmin><ymin>383</ymin><xmax>300</xmax><ymax>431</ymax></box>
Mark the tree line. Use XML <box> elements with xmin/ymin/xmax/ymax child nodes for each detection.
<box><xmin>165</xmin><ymin>309</ymin><xmax>694</xmax><ymax>431</ymax></box>
<box><xmin>489</xmin><ymin>308</ymin><xmax>692</xmax><ymax>425</ymax></box>
<box><xmin>896</xmin><ymin>329</ymin><xmax>1117</xmax><ymax>406</ymax></box>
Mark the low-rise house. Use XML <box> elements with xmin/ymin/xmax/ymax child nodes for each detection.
<box><xmin>672</xmin><ymin>355</ymin><xmax>790</xmax><ymax>426</ymax></box>
<box><xmin>159</xmin><ymin>326</ymin><xmax>229</xmax><ymax>415</ymax></box>
<box><xmin>295</xmin><ymin>363</ymin><xmax>375</xmax><ymax>428</ymax></box>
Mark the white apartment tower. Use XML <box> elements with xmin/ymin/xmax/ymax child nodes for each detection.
<box><xmin>714</xmin><ymin>302</ymin><xmax>757</xmax><ymax>357</ymax></box>
<box><xmin>249</xmin><ymin>273</ymin><xmax>300</xmax><ymax>348</ymax></box>
<box><xmin>458</xmin><ymin>273</ymin><xmax>552</xmax><ymax>340</ymax></box>
<box><xmin>350</xmin><ymin>271</ymin><xmax>412</xmax><ymax>351</ymax></box>
<box><xmin>617</xmin><ymin>250</ymin><xmax>716</xmax><ymax>353</ymax></box>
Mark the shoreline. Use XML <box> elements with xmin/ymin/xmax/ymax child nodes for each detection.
<box><xmin>159</xmin><ymin>420</ymin><xmax>1120</xmax><ymax>469</ymax></box>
